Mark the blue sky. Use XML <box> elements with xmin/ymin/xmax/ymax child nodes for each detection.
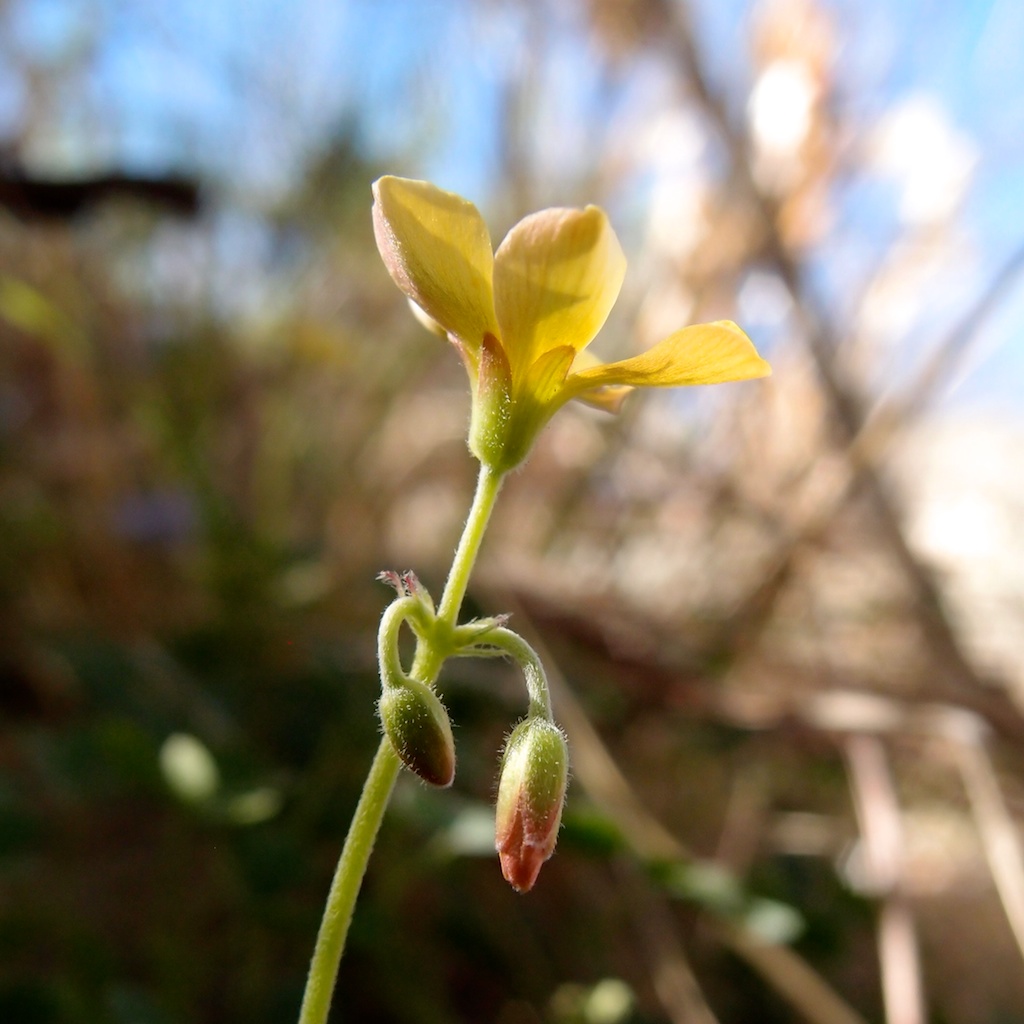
<box><xmin>3</xmin><ymin>0</ymin><xmax>1022</xmax><ymax>413</ymax></box>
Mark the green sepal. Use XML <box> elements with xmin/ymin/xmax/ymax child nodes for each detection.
<box><xmin>468</xmin><ymin>332</ymin><xmax>515</xmax><ymax>470</ymax></box>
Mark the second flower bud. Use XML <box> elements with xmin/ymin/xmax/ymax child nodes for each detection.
<box><xmin>495</xmin><ymin>717</ymin><xmax>569</xmax><ymax>892</ymax></box>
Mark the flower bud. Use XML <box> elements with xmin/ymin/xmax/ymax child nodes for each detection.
<box><xmin>495</xmin><ymin>718</ymin><xmax>569</xmax><ymax>892</ymax></box>
<box><xmin>378</xmin><ymin>680</ymin><xmax>455</xmax><ymax>788</ymax></box>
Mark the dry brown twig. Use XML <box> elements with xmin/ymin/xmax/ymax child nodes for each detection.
<box><xmin>945</xmin><ymin>714</ymin><xmax>1024</xmax><ymax>967</ymax></box>
<box><xmin>843</xmin><ymin>734</ymin><xmax>926</xmax><ymax>1024</ymax></box>
<box><xmin>640</xmin><ymin>0</ymin><xmax>1024</xmax><ymax>745</ymax></box>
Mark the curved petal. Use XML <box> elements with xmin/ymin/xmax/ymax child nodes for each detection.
<box><xmin>574</xmin><ymin>383</ymin><xmax>634</xmax><ymax>413</ymax></box>
<box><xmin>372</xmin><ymin>176</ymin><xmax>498</xmax><ymax>350</ymax></box>
<box><xmin>493</xmin><ymin>205</ymin><xmax>626</xmax><ymax>383</ymax></box>
<box><xmin>567</xmin><ymin>348</ymin><xmax>632</xmax><ymax>412</ymax></box>
<box><xmin>522</xmin><ymin>344</ymin><xmax>577</xmax><ymax>409</ymax></box>
<box><xmin>501</xmin><ymin>345</ymin><xmax>577</xmax><ymax>470</ymax></box>
<box><xmin>564</xmin><ymin>321</ymin><xmax>770</xmax><ymax>398</ymax></box>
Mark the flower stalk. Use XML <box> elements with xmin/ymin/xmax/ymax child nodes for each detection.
<box><xmin>298</xmin><ymin>461</ymin><xmax>506</xmax><ymax>1024</ymax></box>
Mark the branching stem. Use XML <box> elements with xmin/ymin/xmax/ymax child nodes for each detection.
<box><xmin>297</xmin><ymin>462</ymin><xmax>505</xmax><ymax>1024</ymax></box>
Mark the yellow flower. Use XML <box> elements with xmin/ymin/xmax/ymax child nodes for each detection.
<box><xmin>372</xmin><ymin>175</ymin><xmax>771</xmax><ymax>472</ymax></box>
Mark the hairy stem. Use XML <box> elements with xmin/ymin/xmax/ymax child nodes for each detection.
<box><xmin>470</xmin><ymin>626</ymin><xmax>553</xmax><ymax>721</ymax></box>
<box><xmin>298</xmin><ymin>461</ymin><xmax>505</xmax><ymax>1024</ymax></box>
<box><xmin>436</xmin><ymin>463</ymin><xmax>504</xmax><ymax>627</ymax></box>
<box><xmin>297</xmin><ymin>739</ymin><xmax>400</xmax><ymax>1024</ymax></box>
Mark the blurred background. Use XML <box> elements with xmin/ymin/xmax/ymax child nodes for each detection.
<box><xmin>2</xmin><ymin>0</ymin><xmax>1024</xmax><ymax>1021</ymax></box>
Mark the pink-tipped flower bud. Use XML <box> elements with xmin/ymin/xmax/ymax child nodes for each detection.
<box><xmin>379</xmin><ymin>680</ymin><xmax>455</xmax><ymax>788</ymax></box>
<box><xmin>495</xmin><ymin>718</ymin><xmax>569</xmax><ymax>892</ymax></box>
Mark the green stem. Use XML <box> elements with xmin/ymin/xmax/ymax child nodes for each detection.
<box><xmin>471</xmin><ymin>627</ymin><xmax>552</xmax><ymax>721</ymax></box>
<box><xmin>436</xmin><ymin>463</ymin><xmax>503</xmax><ymax>626</ymax></box>
<box><xmin>298</xmin><ymin>738</ymin><xmax>400</xmax><ymax>1024</ymax></box>
<box><xmin>298</xmin><ymin>461</ymin><xmax>505</xmax><ymax>1024</ymax></box>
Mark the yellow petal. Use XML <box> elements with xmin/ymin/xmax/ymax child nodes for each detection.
<box><xmin>574</xmin><ymin>383</ymin><xmax>634</xmax><ymax>413</ymax></box>
<box><xmin>565</xmin><ymin>321</ymin><xmax>771</xmax><ymax>397</ymax></box>
<box><xmin>521</xmin><ymin>344</ymin><xmax>577</xmax><ymax>407</ymax></box>
<box><xmin>493</xmin><ymin>205</ymin><xmax>626</xmax><ymax>382</ymax></box>
<box><xmin>406</xmin><ymin>298</ymin><xmax>448</xmax><ymax>338</ymax></box>
<box><xmin>372</xmin><ymin>176</ymin><xmax>499</xmax><ymax>349</ymax></box>
<box><xmin>501</xmin><ymin>345</ymin><xmax>577</xmax><ymax>470</ymax></box>
<box><xmin>567</xmin><ymin>348</ymin><xmax>632</xmax><ymax>412</ymax></box>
